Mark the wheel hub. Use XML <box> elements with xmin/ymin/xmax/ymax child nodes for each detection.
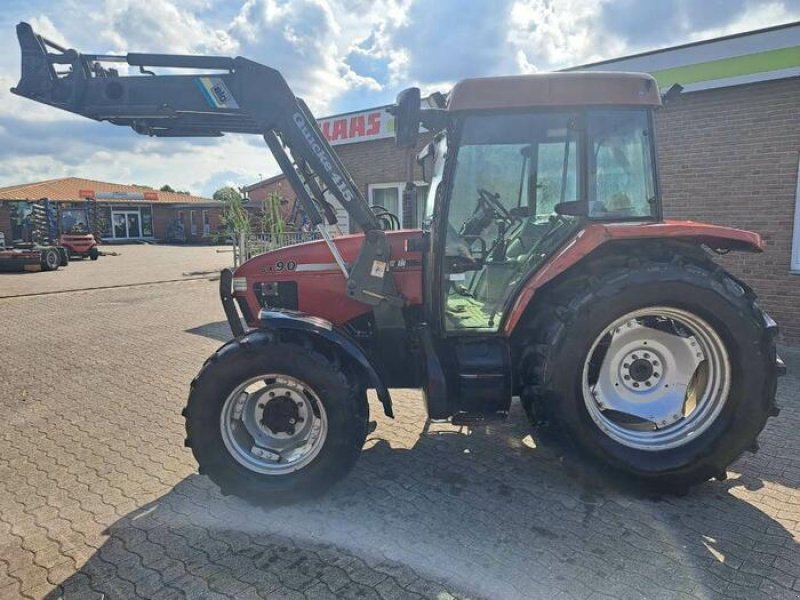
<box><xmin>629</xmin><ymin>358</ymin><xmax>653</xmax><ymax>381</ymax></box>
<box><xmin>261</xmin><ymin>394</ymin><xmax>302</xmax><ymax>435</ymax></box>
<box><xmin>219</xmin><ymin>374</ymin><xmax>328</xmax><ymax>475</ymax></box>
<box><xmin>583</xmin><ymin>309</ymin><xmax>730</xmax><ymax>451</ymax></box>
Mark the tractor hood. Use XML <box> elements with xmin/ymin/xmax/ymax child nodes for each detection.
<box><xmin>231</xmin><ymin>230</ymin><xmax>424</xmax><ymax>328</ymax></box>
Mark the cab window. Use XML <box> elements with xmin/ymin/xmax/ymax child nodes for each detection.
<box><xmin>587</xmin><ymin>109</ymin><xmax>656</xmax><ymax>219</ymax></box>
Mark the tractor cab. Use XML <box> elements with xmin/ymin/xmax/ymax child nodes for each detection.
<box><xmin>400</xmin><ymin>73</ymin><xmax>662</xmax><ymax>334</ymax></box>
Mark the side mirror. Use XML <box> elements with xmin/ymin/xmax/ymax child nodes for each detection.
<box><xmin>391</xmin><ymin>87</ymin><xmax>421</xmax><ymax>149</ymax></box>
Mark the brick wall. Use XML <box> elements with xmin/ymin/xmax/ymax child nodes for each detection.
<box><xmin>655</xmin><ymin>79</ymin><xmax>800</xmax><ymax>342</ymax></box>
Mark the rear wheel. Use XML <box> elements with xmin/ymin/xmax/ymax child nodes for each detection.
<box><xmin>518</xmin><ymin>246</ymin><xmax>778</xmax><ymax>491</ymax></box>
<box><xmin>184</xmin><ymin>332</ymin><xmax>368</xmax><ymax>503</ymax></box>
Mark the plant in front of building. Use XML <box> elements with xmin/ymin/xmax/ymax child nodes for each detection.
<box><xmin>215</xmin><ymin>186</ymin><xmax>250</xmax><ymax>235</ymax></box>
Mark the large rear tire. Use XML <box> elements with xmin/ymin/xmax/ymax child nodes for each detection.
<box><xmin>518</xmin><ymin>244</ymin><xmax>779</xmax><ymax>491</ymax></box>
<box><xmin>184</xmin><ymin>331</ymin><xmax>369</xmax><ymax>503</ymax></box>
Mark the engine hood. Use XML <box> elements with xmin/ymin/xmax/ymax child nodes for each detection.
<box><xmin>234</xmin><ymin>229</ymin><xmax>423</xmax><ymax>278</ymax></box>
<box><xmin>231</xmin><ymin>229</ymin><xmax>424</xmax><ymax>328</ymax></box>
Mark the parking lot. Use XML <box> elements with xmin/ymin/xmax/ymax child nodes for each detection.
<box><xmin>1</xmin><ymin>245</ymin><xmax>798</xmax><ymax>600</ymax></box>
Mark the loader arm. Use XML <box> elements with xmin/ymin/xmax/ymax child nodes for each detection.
<box><xmin>11</xmin><ymin>22</ymin><xmax>402</xmax><ymax>309</ymax></box>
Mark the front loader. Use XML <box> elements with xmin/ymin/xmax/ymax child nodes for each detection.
<box><xmin>14</xmin><ymin>22</ymin><xmax>784</xmax><ymax>501</ymax></box>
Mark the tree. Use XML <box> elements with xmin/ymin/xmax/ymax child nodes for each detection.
<box><xmin>160</xmin><ymin>184</ymin><xmax>175</xmax><ymax>192</ymax></box>
<box><xmin>214</xmin><ymin>186</ymin><xmax>250</xmax><ymax>234</ymax></box>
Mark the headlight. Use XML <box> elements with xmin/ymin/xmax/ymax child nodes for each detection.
<box><xmin>232</xmin><ymin>276</ymin><xmax>248</xmax><ymax>292</ymax></box>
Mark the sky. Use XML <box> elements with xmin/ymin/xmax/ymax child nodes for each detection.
<box><xmin>0</xmin><ymin>0</ymin><xmax>798</xmax><ymax>197</ymax></box>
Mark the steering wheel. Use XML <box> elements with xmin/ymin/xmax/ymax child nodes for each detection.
<box><xmin>477</xmin><ymin>188</ymin><xmax>513</xmax><ymax>223</ymax></box>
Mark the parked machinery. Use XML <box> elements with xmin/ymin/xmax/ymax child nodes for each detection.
<box><xmin>14</xmin><ymin>22</ymin><xmax>784</xmax><ymax>501</ymax></box>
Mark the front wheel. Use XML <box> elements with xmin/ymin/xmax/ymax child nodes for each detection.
<box><xmin>89</xmin><ymin>246</ymin><xmax>99</xmax><ymax>260</ymax></box>
<box><xmin>41</xmin><ymin>247</ymin><xmax>60</xmax><ymax>271</ymax></box>
<box><xmin>519</xmin><ymin>247</ymin><xmax>779</xmax><ymax>491</ymax></box>
<box><xmin>184</xmin><ymin>332</ymin><xmax>368</xmax><ymax>503</ymax></box>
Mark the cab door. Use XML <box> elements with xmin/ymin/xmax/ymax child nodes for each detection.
<box><xmin>437</xmin><ymin>111</ymin><xmax>581</xmax><ymax>335</ymax></box>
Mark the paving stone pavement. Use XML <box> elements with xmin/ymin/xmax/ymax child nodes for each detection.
<box><xmin>0</xmin><ymin>277</ymin><xmax>798</xmax><ymax>600</ymax></box>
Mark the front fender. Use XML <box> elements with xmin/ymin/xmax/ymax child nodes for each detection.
<box><xmin>259</xmin><ymin>309</ymin><xmax>393</xmax><ymax>418</ymax></box>
<box><xmin>503</xmin><ymin>220</ymin><xmax>764</xmax><ymax>335</ymax></box>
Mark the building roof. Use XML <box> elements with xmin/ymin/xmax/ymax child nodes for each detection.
<box><xmin>241</xmin><ymin>173</ymin><xmax>286</xmax><ymax>193</ymax></box>
<box><xmin>566</xmin><ymin>20</ymin><xmax>800</xmax><ymax>93</ymax></box>
<box><xmin>448</xmin><ymin>72</ymin><xmax>660</xmax><ymax>111</ymax></box>
<box><xmin>0</xmin><ymin>177</ymin><xmax>215</xmax><ymax>204</ymax></box>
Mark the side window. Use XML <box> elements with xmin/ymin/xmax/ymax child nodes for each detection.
<box><xmin>369</xmin><ymin>185</ymin><xmax>400</xmax><ymax>217</ymax></box>
<box><xmin>588</xmin><ymin>110</ymin><xmax>656</xmax><ymax>219</ymax></box>
<box><xmin>535</xmin><ymin>141</ymin><xmax>578</xmax><ymax>218</ymax></box>
<box><xmin>792</xmin><ymin>155</ymin><xmax>800</xmax><ymax>272</ymax></box>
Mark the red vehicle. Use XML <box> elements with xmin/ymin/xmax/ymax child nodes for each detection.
<box><xmin>59</xmin><ymin>232</ymin><xmax>99</xmax><ymax>260</ymax></box>
<box><xmin>16</xmin><ymin>23</ymin><xmax>784</xmax><ymax>503</ymax></box>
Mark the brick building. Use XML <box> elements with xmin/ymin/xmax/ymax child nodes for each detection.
<box><xmin>0</xmin><ymin>177</ymin><xmax>224</xmax><ymax>244</ymax></box>
<box><xmin>243</xmin><ymin>22</ymin><xmax>800</xmax><ymax>342</ymax></box>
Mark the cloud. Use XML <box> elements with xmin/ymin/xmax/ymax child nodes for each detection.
<box><xmin>0</xmin><ymin>0</ymin><xmax>798</xmax><ymax>198</ymax></box>
<box><xmin>227</xmin><ymin>0</ymin><xmax>411</xmax><ymax>113</ymax></box>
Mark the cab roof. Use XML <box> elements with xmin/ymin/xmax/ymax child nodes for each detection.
<box><xmin>447</xmin><ymin>72</ymin><xmax>661</xmax><ymax>111</ymax></box>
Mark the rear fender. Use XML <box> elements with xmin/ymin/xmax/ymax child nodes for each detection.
<box><xmin>503</xmin><ymin>220</ymin><xmax>764</xmax><ymax>335</ymax></box>
<box><xmin>259</xmin><ymin>309</ymin><xmax>394</xmax><ymax>418</ymax></box>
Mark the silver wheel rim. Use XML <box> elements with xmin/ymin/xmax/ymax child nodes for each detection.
<box><xmin>220</xmin><ymin>374</ymin><xmax>328</xmax><ymax>475</ymax></box>
<box><xmin>582</xmin><ymin>306</ymin><xmax>730</xmax><ymax>451</ymax></box>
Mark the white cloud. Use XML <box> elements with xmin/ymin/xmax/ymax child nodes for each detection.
<box><xmin>0</xmin><ymin>0</ymin><xmax>798</xmax><ymax>197</ymax></box>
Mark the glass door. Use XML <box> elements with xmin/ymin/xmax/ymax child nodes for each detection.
<box><xmin>113</xmin><ymin>212</ymin><xmax>127</xmax><ymax>238</ymax></box>
<box><xmin>126</xmin><ymin>212</ymin><xmax>141</xmax><ymax>238</ymax></box>
<box><xmin>112</xmin><ymin>210</ymin><xmax>143</xmax><ymax>239</ymax></box>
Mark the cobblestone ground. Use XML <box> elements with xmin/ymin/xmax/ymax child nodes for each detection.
<box><xmin>0</xmin><ymin>244</ymin><xmax>232</xmax><ymax>298</ymax></box>
<box><xmin>0</xmin><ymin>277</ymin><xmax>798</xmax><ymax>600</ymax></box>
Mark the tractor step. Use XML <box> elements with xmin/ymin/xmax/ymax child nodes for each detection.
<box><xmin>451</xmin><ymin>411</ymin><xmax>508</xmax><ymax>426</ymax></box>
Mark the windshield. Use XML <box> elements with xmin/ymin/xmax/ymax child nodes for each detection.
<box><xmin>441</xmin><ymin>112</ymin><xmax>581</xmax><ymax>332</ymax></box>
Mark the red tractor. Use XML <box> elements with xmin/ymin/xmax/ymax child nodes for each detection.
<box><xmin>15</xmin><ymin>23</ymin><xmax>784</xmax><ymax>502</ymax></box>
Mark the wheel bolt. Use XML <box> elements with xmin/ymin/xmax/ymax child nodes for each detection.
<box><xmin>653</xmin><ymin>360</ymin><xmax>659</xmax><ymax>367</ymax></box>
<box><xmin>623</xmin><ymin>363</ymin><xmax>630</xmax><ymax>369</ymax></box>
<box><xmin>624</xmin><ymin>375</ymin><xmax>631</xmax><ymax>381</ymax></box>
<box><xmin>258</xmin><ymin>403</ymin><xmax>265</xmax><ymax>409</ymax></box>
<box><xmin>288</xmin><ymin>418</ymin><xmax>296</xmax><ymax>425</ymax></box>
<box><xmin>645</xmin><ymin>381</ymin><xmax>651</xmax><ymax>387</ymax></box>
<box><xmin>653</xmin><ymin>372</ymin><xmax>660</xmax><ymax>378</ymax></box>
<box><xmin>632</xmin><ymin>354</ymin><xmax>638</xmax><ymax>360</ymax></box>
<box><xmin>269</xmin><ymin>392</ymin><xmax>275</xmax><ymax>398</ymax></box>
<box><xmin>633</xmin><ymin>382</ymin><xmax>640</xmax><ymax>388</ymax></box>
<box><xmin>643</xmin><ymin>353</ymin><xmax>650</xmax><ymax>359</ymax></box>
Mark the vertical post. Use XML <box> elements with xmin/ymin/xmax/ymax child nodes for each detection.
<box><xmin>239</xmin><ymin>231</ymin><xmax>247</xmax><ymax>264</ymax></box>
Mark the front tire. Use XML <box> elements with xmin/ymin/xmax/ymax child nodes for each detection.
<box><xmin>184</xmin><ymin>331</ymin><xmax>368</xmax><ymax>503</ymax></box>
<box><xmin>518</xmin><ymin>245</ymin><xmax>779</xmax><ymax>491</ymax></box>
<box><xmin>89</xmin><ymin>246</ymin><xmax>99</xmax><ymax>260</ymax></box>
<box><xmin>41</xmin><ymin>247</ymin><xmax>60</xmax><ymax>271</ymax></box>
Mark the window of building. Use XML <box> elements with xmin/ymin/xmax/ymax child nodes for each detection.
<box><xmin>792</xmin><ymin>155</ymin><xmax>800</xmax><ymax>272</ymax></box>
<box><xmin>368</xmin><ymin>182</ymin><xmax>430</xmax><ymax>229</ymax></box>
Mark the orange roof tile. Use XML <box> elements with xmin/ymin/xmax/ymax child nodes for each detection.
<box><xmin>0</xmin><ymin>177</ymin><xmax>215</xmax><ymax>204</ymax></box>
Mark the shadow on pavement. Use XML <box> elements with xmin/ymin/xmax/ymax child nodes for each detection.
<box><xmin>45</xmin><ymin>399</ymin><xmax>799</xmax><ymax>600</ymax></box>
<box><xmin>184</xmin><ymin>321</ymin><xmax>232</xmax><ymax>344</ymax></box>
